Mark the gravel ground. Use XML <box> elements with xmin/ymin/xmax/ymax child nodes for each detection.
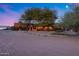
<box><xmin>0</xmin><ymin>30</ymin><xmax>79</xmax><ymax>56</ymax></box>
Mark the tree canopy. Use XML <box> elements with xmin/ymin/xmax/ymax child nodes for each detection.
<box><xmin>62</xmin><ymin>6</ymin><xmax>79</xmax><ymax>30</ymax></box>
<box><xmin>20</xmin><ymin>8</ymin><xmax>57</xmax><ymax>26</ymax></box>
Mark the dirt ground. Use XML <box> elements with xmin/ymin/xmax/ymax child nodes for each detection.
<box><xmin>0</xmin><ymin>30</ymin><xmax>79</xmax><ymax>56</ymax></box>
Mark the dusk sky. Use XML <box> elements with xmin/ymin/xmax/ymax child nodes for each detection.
<box><xmin>0</xmin><ymin>3</ymin><xmax>76</xmax><ymax>26</ymax></box>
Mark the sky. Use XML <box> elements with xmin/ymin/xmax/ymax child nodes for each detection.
<box><xmin>0</xmin><ymin>3</ymin><xmax>76</xmax><ymax>26</ymax></box>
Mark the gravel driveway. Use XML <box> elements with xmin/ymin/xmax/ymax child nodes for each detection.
<box><xmin>0</xmin><ymin>30</ymin><xmax>79</xmax><ymax>56</ymax></box>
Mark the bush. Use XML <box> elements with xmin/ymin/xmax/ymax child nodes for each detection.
<box><xmin>55</xmin><ymin>27</ymin><xmax>64</xmax><ymax>32</ymax></box>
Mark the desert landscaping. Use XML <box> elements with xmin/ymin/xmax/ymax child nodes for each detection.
<box><xmin>0</xmin><ymin>3</ymin><xmax>79</xmax><ymax>56</ymax></box>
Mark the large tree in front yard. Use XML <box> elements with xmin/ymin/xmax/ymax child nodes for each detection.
<box><xmin>20</xmin><ymin>8</ymin><xmax>57</xmax><ymax>26</ymax></box>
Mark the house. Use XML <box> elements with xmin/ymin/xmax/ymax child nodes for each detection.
<box><xmin>13</xmin><ymin>22</ymin><xmax>55</xmax><ymax>31</ymax></box>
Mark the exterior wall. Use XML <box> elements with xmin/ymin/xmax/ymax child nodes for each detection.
<box><xmin>14</xmin><ymin>23</ymin><xmax>55</xmax><ymax>31</ymax></box>
<box><xmin>34</xmin><ymin>26</ymin><xmax>55</xmax><ymax>31</ymax></box>
<box><xmin>14</xmin><ymin>23</ymin><xmax>21</xmax><ymax>30</ymax></box>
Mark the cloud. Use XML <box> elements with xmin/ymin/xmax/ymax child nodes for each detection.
<box><xmin>0</xmin><ymin>4</ymin><xmax>21</xmax><ymax>26</ymax></box>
